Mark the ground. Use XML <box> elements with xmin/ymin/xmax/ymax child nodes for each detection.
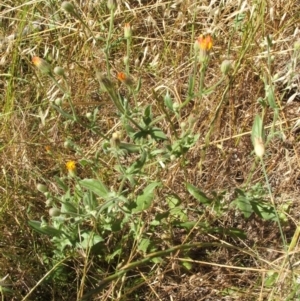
<box><xmin>0</xmin><ymin>0</ymin><xmax>300</xmax><ymax>300</ymax></box>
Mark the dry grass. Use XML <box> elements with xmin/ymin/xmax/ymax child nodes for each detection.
<box><xmin>0</xmin><ymin>0</ymin><xmax>300</xmax><ymax>300</ymax></box>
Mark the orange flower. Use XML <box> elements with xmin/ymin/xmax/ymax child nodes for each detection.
<box><xmin>117</xmin><ymin>72</ymin><xmax>127</xmax><ymax>82</ymax></box>
<box><xmin>117</xmin><ymin>72</ymin><xmax>133</xmax><ymax>86</ymax></box>
<box><xmin>32</xmin><ymin>56</ymin><xmax>52</xmax><ymax>74</ymax></box>
<box><xmin>45</xmin><ymin>145</ymin><xmax>52</xmax><ymax>153</ymax></box>
<box><xmin>124</xmin><ymin>23</ymin><xmax>131</xmax><ymax>39</ymax></box>
<box><xmin>197</xmin><ymin>35</ymin><xmax>213</xmax><ymax>51</ymax></box>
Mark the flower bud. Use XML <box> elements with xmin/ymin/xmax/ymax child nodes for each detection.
<box><xmin>110</xmin><ymin>131</ymin><xmax>121</xmax><ymax>148</ymax></box>
<box><xmin>53</xmin><ymin>66</ymin><xmax>65</xmax><ymax>77</ymax></box>
<box><xmin>253</xmin><ymin>137</ymin><xmax>265</xmax><ymax>158</ymax></box>
<box><xmin>86</xmin><ymin>112</ymin><xmax>92</xmax><ymax>119</ymax></box>
<box><xmin>64</xmin><ymin>140</ymin><xmax>72</xmax><ymax>148</ymax></box>
<box><xmin>44</xmin><ymin>192</ymin><xmax>51</xmax><ymax>199</ymax></box>
<box><xmin>196</xmin><ymin>35</ymin><xmax>213</xmax><ymax>62</ymax></box>
<box><xmin>45</xmin><ymin>198</ymin><xmax>54</xmax><ymax>207</ymax></box>
<box><xmin>124</xmin><ymin>23</ymin><xmax>131</xmax><ymax>39</ymax></box>
<box><xmin>220</xmin><ymin>60</ymin><xmax>233</xmax><ymax>75</ymax></box>
<box><xmin>173</xmin><ymin>102</ymin><xmax>180</xmax><ymax>111</ymax></box>
<box><xmin>294</xmin><ymin>40</ymin><xmax>300</xmax><ymax>51</ymax></box>
<box><xmin>55</xmin><ymin>98</ymin><xmax>62</xmax><ymax>106</ymax></box>
<box><xmin>117</xmin><ymin>72</ymin><xmax>134</xmax><ymax>86</ymax></box>
<box><xmin>61</xmin><ymin>1</ymin><xmax>75</xmax><ymax>14</ymax></box>
<box><xmin>170</xmin><ymin>154</ymin><xmax>176</xmax><ymax>161</ymax></box>
<box><xmin>37</xmin><ymin>183</ymin><xmax>48</xmax><ymax>193</ymax></box>
<box><xmin>49</xmin><ymin>207</ymin><xmax>61</xmax><ymax>217</ymax></box>
<box><xmin>107</xmin><ymin>0</ymin><xmax>117</xmax><ymax>11</ymax></box>
<box><xmin>32</xmin><ymin>57</ymin><xmax>52</xmax><ymax>75</ymax></box>
<box><xmin>123</xmin><ymin>56</ymin><xmax>129</xmax><ymax>65</ymax></box>
<box><xmin>180</xmin><ymin>122</ymin><xmax>187</xmax><ymax>129</ymax></box>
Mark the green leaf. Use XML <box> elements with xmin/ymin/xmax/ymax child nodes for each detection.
<box><xmin>83</xmin><ymin>191</ymin><xmax>98</xmax><ymax>210</ymax></box>
<box><xmin>186</xmin><ymin>183</ymin><xmax>212</xmax><ymax>205</ymax></box>
<box><xmin>209</xmin><ymin>227</ymin><xmax>247</xmax><ymax>239</ymax></box>
<box><xmin>164</xmin><ymin>91</ymin><xmax>174</xmax><ymax>111</ymax></box>
<box><xmin>143</xmin><ymin>105</ymin><xmax>152</xmax><ymax>126</ymax></box>
<box><xmin>172</xmin><ymin>221</ymin><xmax>196</xmax><ymax>229</ymax></box>
<box><xmin>54</xmin><ymin>176</ymin><xmax>68</xmax><ymax>192</ymax></box>
<box><xmin>29</xmin><ymin>220</ymin><xmax>64</xmax><ymax>237</ymax></box>
<box><xmin>170</xmin><ymin>207</ymin><xmax>187</xmax><ymax>222</ymax></box>
<box><xmin>51</xmin><ymin>104</ymin><xmax>75</xmax><ymax>120</ymax></box>
<box><xmin>264</xmin><ymin>272</ymin><xmax>278</xmax><ymax>288</ymax></box>
<box><xmin>251</xmin><ymin>115</ymin><xmax>265</xmax><ymax>144</ymax></box>
<box><xmin>266</xmin><ymin>85</ymin><xmax>277</xmax><ymax>109</ymax></box>
<box><xmin>132</xmin><ymin>182</ymin><xmax>161</xmax><ymax>213</ymax></box>
<box><xmin>138</xmin><ymin>238</ymin><xmax>150</xmax><ymax>254</ymax></box>
<box><xmin>181</xmin><ymin>258</ymin><xmax>193</xmax><ymax>270</ymax></box>
<box><xmin>80</xmin><ymin>179</ymin><xmax>109</xmax><ymax>198</ymax></box>
<box><xmin>151</xmin><ymin>128</ymin><xmax>167</xmax><ymax>140</ymax></box>
<box><xmin>61</xmin><ymin>201</ymin><xmax>77</xmax><ymax>214</ymax></box>
<box><xmin>151</xmin><ymin>212</ymin><xmax>169</xmax><ymax>225</ymax></box>
<box><xmin>119</xmin><ymin>142</ymin><xmax>140</xmax><ymax>153</ymax></box>
<box><xmin>166</xmin><ymin>195</ymin><xmax>181</xmax><ymax>209</ymax></box>
<box><xmin>151</xmin><ymin>257</ymin><xmax>163</xmax><ymax>264</ymax></box>
<box><xmin>80</xmin><ymin>233</ymin><xmax>104</xmax><ymax>249</ymax></box>
<box><xmin>135</xmin><ymin>77</ymin><xmax>142</xmax><ymax>92</ymax></box>
<box><xmin>232</xmin><ymin>197</ymin><xmax>253</xmax><ymax>218</ymax></box>
<box><xmin>252</xmin><ymin>202</ymin><xmax>276</xmax><ymax>221</ymax></box>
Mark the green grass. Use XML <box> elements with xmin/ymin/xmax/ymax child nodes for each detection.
<box><xmin>1</xmin><ymin>0</ymin><xmax>300</xmax><ymax>300</ymax></box>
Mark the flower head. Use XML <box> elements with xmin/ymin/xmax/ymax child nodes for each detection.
<box><xmin>32</xmin><ymin>57</ymin><xmax>52</xmax><ymax>74</ymax></box>
<box><xmin>197</xmin><ymin>35</ymin><xmax>213</xmax><ymax>51</ymax></box>
<box><xmin>66</xmin><ymin>161</ymin><xmax>76</xmax><ymax>176</ymax></box>
<box><xmin>195</xmin><ymin>35</ymin><xmax>213</xmax><ymax>62</ymax></box>
<box><xmin>66</xmin><ymin>160</ymin><xmax>76</xmax><ymax>171</ymax></box>
<box><xmin>117</xmin><ymin>72</ymin><xmax>133</xmax><ymax>86</ymax></box>
<box><xmin>117</xmin><ymin>72</ymin><xmax>126</xmax><ymax>82</ymax></box>
<box><xmin>124</xmin><ymin>23</ymin><xmax>131</xmax><ymax>39</ymax></box>
<box><xmin>45</xmin><ymin>145</ymin><xmax>52</xmax><ymax>154</ymax></box>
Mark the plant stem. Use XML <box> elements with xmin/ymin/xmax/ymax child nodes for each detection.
<box><xmin>105</xmin><ymin>9</ymin><xmax>115</xmax><ymax>78</ymax></box>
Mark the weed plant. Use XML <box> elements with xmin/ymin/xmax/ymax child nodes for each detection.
<box><xmin>0</xmin><ymin>1</ymin><xmax>300</xmax><ymax>301</ymax></box>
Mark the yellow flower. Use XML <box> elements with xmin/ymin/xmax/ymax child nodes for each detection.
<box><xmin>66</xmin><ymin>160</ymin><xmax>76</xmax><ymax>172</ymax></box>
<box><xmin>197</xmin><ymin>35</ymin><xmax>213</xmax><ymax>51</ymax></box>
<box><xmin>32</xmin><ymin>56</ymin><xmax>52</xmax><ymax>74</ymax></box>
